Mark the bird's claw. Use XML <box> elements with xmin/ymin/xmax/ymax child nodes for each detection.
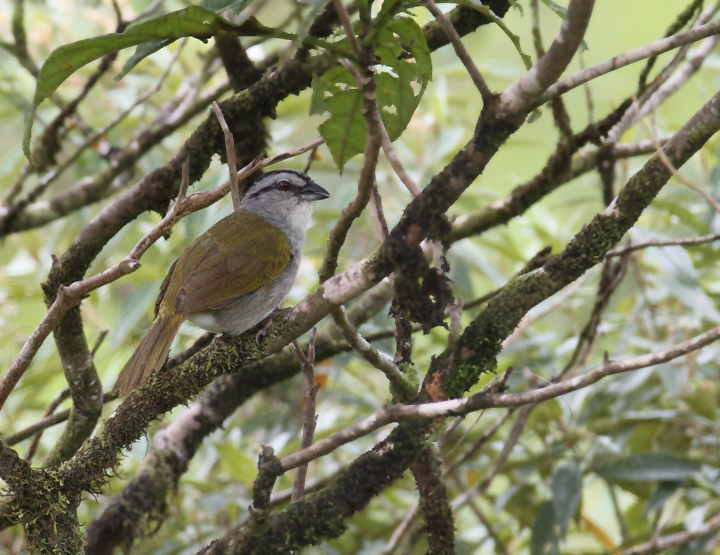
<box><xmin>255</xmin><ymin>307</ymin><xmax>293</xmax><ymax>348</ymax></box>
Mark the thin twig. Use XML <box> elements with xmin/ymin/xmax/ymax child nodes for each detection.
<box><xmin>377</xmin><ymin>113</ymin><xmax>422</xmax><ymax>196</ymax></box>
<box><xmin>291</xmin><ymin>331</ymin><xmax>319</xmax><ymax>502</ymax></box>
<box><xmin>331</xmin><ymin>0</ymin><xmax>360</xmax><ymax>56</ymax></box>
<box><xmin>303</xmin><ymin>143</ymin><xmax>321</xmax><ymax>173</ymax></box>
<box><xmin>620</xmin><ymin>511</ymin><xmax>720</xmax><ymax>555</ymax></box>
<box><xmin>452</xmin><ymin>404</ymin><xmax>533</xmax><ymax>508</ymax></box>
<box><xmin>449</xmin><ymin>472</ymin><xmax>510</xmax><ymax>555</ymax></box>
<box><xmin>331</xmin><ymin>306</ymin><xmax>412</xmax><ymax>398</ymax></box>
<box><xmin>420</xmin><ymin>0</ymin><xmax>494</xmax><ymax>104</ymax></box>
<box><xmin>24</xmin><ymin>388</ymin><xmax>71</xmax><ymax>460</ymax></box>
<box><xmin>212</xmin><ymin>102</ymin><xmax>240</xmax><ymax>209</ymax></box>
<box><xmin>318</xmin><ymin>32</ymin><xmax>381</xmax><ymax>283</ymax></box>
<box><xmin>0</xmin><ymin>39</ymin><xmax>187</xmax><ymax>224</ymax></box>
<box><xmin>607</xmin><ymin>232</ymin><xmax>720</xmax><ymax>256</ymax></box>
<box><xmin>381</xmin><ymin>502</ymin><xmax>420</xmax><ymax>554</ymax></box>
<box><xmin>277</xmin><ymin>323</ymin><xmax>720</xmax><ymax>472</ymax></box>
<box><xmin>90</xmin><ymin>330</ymin><xmax>109</xmax><ymax>357</ymax></box>
<box><xmin>546</xmin><ymin>20</ymin><xmax>720</xmax><ymax>99</ymax></box>
<box><xmin>443</xmin><ymin>409</ymin><xmax>515</xmax><ymax>475</ymax></box>
<box><xmin>637</xmin><ymin>102</ymin><xmax>720</xmax><ymax>213</ymax></box>
<box><xmin>3</xmin><ymin>391</ymin><xmax>119</xmax><ymax>446</ymax></box>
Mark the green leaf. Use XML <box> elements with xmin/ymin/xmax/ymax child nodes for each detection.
<box><xmin>552</xmin><ymin>462</ymin><xmax>582</xmax><ymax>538</ymax></box>
<box><xmin>594</xmin><ymin>453</ymin><xmax>702</xmax><ymax>482</ymax></box>
<box><xmin>530</xmin><ymin>500</ymin><xmax>557</xmax><ymax>555</ymax></box>
<box><xmin>116</xmin><ymin>0</ymin><xmax>256</xmax><ymax>81</ymax></box>
<box><xmin>644</xmin><ymin>481</ymin><xmax>682</xmax><ymax>515</ymax></box>
<box><xmin>316</xmin><ymin>66</ymin><xmax>365</xmax><ymax>171</ymax></box>
<box><xmin>375</xmin><ymin>17</ymin><xmax>432</xmax><ymax>139</ymax></box>
<box><xmin>313</xmin><ymin>16</ymin><xmax>432</xmax><ymax>170</ymax></box>
<box><xmin>452</xmin><ymin>0</ymin><xmax>532</xmax><ymax>69</ymax></box>
<box><xmin>24</xmin><ymin>6</ymin><xmax>279</xmax><ymax>162</ymax></box>
<box><xmin>319</xmin><ymin>86</ymin><xmax>366</xmax><ymax>171</ymax></box>
<box><xmin>540</xmin><ymin>0</ymin><xmax>566</xmax><ymax>17</ymax></box>
<box><xmin>296</xmin><ymin>0</ymin><xmax>332</xmax><ymax>44</ymax></box>
<box><xmin>115</xmin><ymin>38</ymin><xmax>174</xmax><ymax>81</ymax></box>
<box><xmin>217</xmin><ymin>442</ymin><xmax>258</xmax><ymax>487</ymax></box>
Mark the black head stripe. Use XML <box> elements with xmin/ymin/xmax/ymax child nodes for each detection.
<box><xmin>246</xmin><ymin>170</ymin><xmax>311</xmax><ymax>198</ymax></box>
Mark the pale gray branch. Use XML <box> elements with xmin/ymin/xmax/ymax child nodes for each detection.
<box><xmin>278</xmin><ymin>323</ymin><xmax>720</xmax><ymax>472</ymax></box>
<box><xmin>546</xmin><ymin>20</ymin><xmax>720</xmax><ymax>99</ymax></box>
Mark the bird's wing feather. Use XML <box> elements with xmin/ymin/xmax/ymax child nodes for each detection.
<box><xmin>158</xmin><ymin>210</ymin><xmax>291</xmax><ymax>316</ymax></box>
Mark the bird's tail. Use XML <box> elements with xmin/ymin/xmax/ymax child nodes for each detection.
<box><xmin>114</xmin><ymin>313</ymin><xmax>184</xmax><ymax>395</ymax></box>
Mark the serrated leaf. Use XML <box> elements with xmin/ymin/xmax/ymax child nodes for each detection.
<box><xmin>318</xmin><ymin>87</ymin><xmax>366</xmax><ymax>170</ymax></box>
<box><xmin>376</xmin><ymin>17</ymin><xmax>431</xmax><ymax>139</ymax></box>
<box><xmin>312</xmin><ymin>16</ymin><xmax>431</xmax><ymax>170</ymax></box>
<box><xmin>595</xmin><ymin>453</ymin><xmax>702</xmax><ymax>482</ymax></box>
<box><xmin>552</xmin><ymin>462</ymin><xmax>582</xmax><ymax>538</ymax></box>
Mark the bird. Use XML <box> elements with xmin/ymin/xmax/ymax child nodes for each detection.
<box><xmin>113</xmin><ymin>169</ymin><xmax>330</xmax><ymax>395</ymax></box>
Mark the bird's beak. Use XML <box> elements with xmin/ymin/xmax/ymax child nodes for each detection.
<box><xmin>300</xmin><ymin>180</ymin><xmax>330</xmax><ymax>201</ymax></box>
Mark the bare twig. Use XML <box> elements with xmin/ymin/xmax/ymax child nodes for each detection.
<box><xmin>331</xmin><ymin>306</ymin><xmax>412</xmax><ymax>398</ymax></box>
<box><xmin>318</xmin><ymin>31</ymin><xmax>381</xmax><ymax>282</ymax></box>
<box><xmin>620</xmin><ymin>511</ymin><xmax>720</xmax><ymax>555</ymax></box>
<box><xmin>332</xmin><ymin>0</ymin><xmax>360</xmax><ymax>56</ymax></box>
<box><xmin>339</xmin><ymin>56</ymin><xmax>422</xmax><ymax>198</ymax></box>
<box><xmin>23</xmin><ymin>388</ymin><xmax>70</xmax><ymax>460</ymax></box>
<box><xmin>607</xmin><ymin>232</ymin><xmax>720</xmax><ymax>256</ymax></box>
<box><xmin>382</xmin><ymin>502</ymin><xmax>420</xmax><ymax>554</ymax></box>
<box><xmin>637</xmin><ymin>103</ymin><xmax>720</xmax><ymax>214</ymax></box>
<box><xmin>452</xmin><ymin>404</ymin><xmax>533</xmax><ymax>507</ymax></box>
<box><xmin>449</xmin><ymin>472</ymin><xmax>510</xmax><ymax>555</ymax></box>
<box><xmin>212</xmin><ymin>102</ymin><xmax>241</xmax><ymax>209</ymax></box>
<box><xmin>546</xmin><ymin>20</ymin><xmax>720</xmax><ymax>99</ymax></box>
<box><xmin>3</xmin><ymin>391</ymin><xmax>119</xmax><ymax>446</ymax></box>
<box><xmin>303</xmin><ymin>143</ymin><xmax>321</xmax><ymax>173</ymax></box>
<box><xmin>420</xmin><ymin>0</ymin><xmax>493</xmax><ymax>104</ymax></box>
<box><xmin>291</xmin><ymin>332</ymin><xmax>319</xmax><ymax>502</ymax></box>
<box><xmin>377</xmin><ymin>109</ymin><xmax>421</xmax><ymax>196</ymax></box>
<box><xmin>369</xmin><ymin>183</ymin><xmax>390</xmax><ymax>242</ymax></box>
<box><xmin>277</xmin><ymin>323</ymin><xmax>720</xmax><ymax>472</ymax></box>
<box><xmin>443</xmin><ymin>409</ymin><xmax>515</xmax><ymax>475</ymax></box>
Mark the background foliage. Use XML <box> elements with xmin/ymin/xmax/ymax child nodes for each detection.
<box><xmin>2</xmin><ymin>0</ymin><xmax>720</xmax><ymax>553</ymax></box>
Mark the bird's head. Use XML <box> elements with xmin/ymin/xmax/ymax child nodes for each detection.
<box><xmin>241</xmin><ymin>169</ymin><xmax>329</xmax><ymax>234</ymax></box>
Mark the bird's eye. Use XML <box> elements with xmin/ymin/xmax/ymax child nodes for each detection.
<box><xmin>279</xmin><ymin>181</ymin><xmax>292</xmax><ymax>192</ymax></box>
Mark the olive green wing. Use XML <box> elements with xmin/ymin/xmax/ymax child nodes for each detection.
<box><xmin>168</xmin><ymin>210</ymin><xmax>291</xmax><ymax>315</ymax></box>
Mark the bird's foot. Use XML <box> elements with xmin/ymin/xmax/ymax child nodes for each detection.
<box><xmin>214</xmin><ymin>333</ymin><xmax>231</xmax><ymax>346</ymax></box>
<box><xmin>255</xmin><ymin>307</ymin><xmax>293</xmax><ymax>348</ymax></box>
